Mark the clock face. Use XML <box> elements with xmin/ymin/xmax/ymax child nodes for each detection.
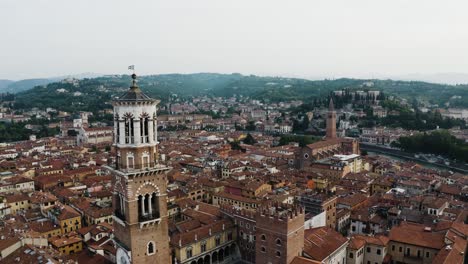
<box><xmin>117</xmin><ymin>248</ymin><xmax>130</xmax><ymax>264</ymax></box>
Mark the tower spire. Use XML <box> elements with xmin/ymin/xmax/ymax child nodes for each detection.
<box><xmin>128</xmin><ymin>65</ymin><xmax>136</xmax><ymax>88</ymax></box>
<box><xmin>131</xmin><ymin>72</ymin><xmax>137</xmax><ymax>89</ymax></box>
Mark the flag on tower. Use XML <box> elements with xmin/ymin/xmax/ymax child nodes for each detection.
<box><xmin>128</xmin><ymin>65</ymin><xmax>135</xmax><ymax>70</ymax></box>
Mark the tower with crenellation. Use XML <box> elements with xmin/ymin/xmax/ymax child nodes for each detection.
<box><xmin>255</xmin><ymin>204</ymin><xmax>305</xmax><ymax>264</ymax></box>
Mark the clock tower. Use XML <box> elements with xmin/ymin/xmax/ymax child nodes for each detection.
<box><xmin>106</xmin><ymin>73</ymin><xmax>171</xmax><ymax>264</ymax></box>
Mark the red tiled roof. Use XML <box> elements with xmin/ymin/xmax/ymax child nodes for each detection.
<box><xmin>388</xmin><ymin>222</ymin><xmax>445</xmax><ymax>250</ymax></box>
<box><xmin>303</xmin><ymin>227</ymin><xmax>348</xmax><ymax>261</ymax></box>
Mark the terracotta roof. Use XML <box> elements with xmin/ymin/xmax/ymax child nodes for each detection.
<box><xmin>432</xmin><ymin>236</ymin><xmax>467</xmax><ymax>264</ymax></box>
<box><xmin>49</xmin><ymin>233</ymin><xmax>82</xmax><ymax>247</ymax></box>
<box><xmin>388</xmin><ymin>222</ymin><xmax>445</xmax><ymax>250</ymax></box>
<box><xmin>338</xmin><ymin>193</ymin><xmax>367</xmax><ymax>207</ymax></box>
<box><xmin>350</xmin><ymin>234</ymin><xmax>389</xmax><ymax>247</ymax></box>
<box><xmin>170</xmin><ymin>219</ymin><xmax>233</xmax><ymax>247</ymax></box>
<box><xmin>290</xmin><ymin>256</ymin><xmax>321</xmax><ymax>264</ymax></box>
<box><xmin>6</xmin><ymin>193</ymin><xmax>29</xmax><ymax>203</ymax></box>
<box><xmin>306</xmin><ymin>138</ymin><xmax>342</xmax><ymax>150</ymax></box>
<box><xmin>29</xmin><ymin>220</ymin><xmax>61</xmax><ymax>233</ymax></box>
<box><xmin>303</xmin><ymin>227</ymin><xmax>348</xmax><ymax>261</ymax></box>
<box><xmin>348</xmin><ymin>236</ymin><xmax>366</xmax><ymax>250</ymax></box>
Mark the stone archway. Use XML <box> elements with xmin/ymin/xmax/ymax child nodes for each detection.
<box><xmin>230</xmin><ymin>244</ymin><xmax>236</xmax><ymax>256</ymax></box>
<box><xmin>212</xmin><ymin>251</ymin><xmax>218</xmax><ymax>263</ymax></box>
<box><xmin>197</xmin><ymin>258</ymin><xmax>203</xmax><ymax>264</ymax></box>
<box><xmin>204</xmin><ymin>255</ymin><xmax>211</xmax><ymax>264</ymax></box>
<box><xmin>219</xmin><ymin>248</ymin><xmax>224</xmax><ymax>262</ymax></box>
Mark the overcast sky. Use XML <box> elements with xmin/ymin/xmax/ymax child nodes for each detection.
<box><xmin>1</xmin><ymin>0</ymin><xmax>468</xmax><ymax>80</ymax></box>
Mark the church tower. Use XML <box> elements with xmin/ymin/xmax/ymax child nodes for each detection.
<box><xmin>326</xmin><ymin>98</ymin><xmax>337</xmax><ymax>139</ymax></box>
<box><xmin>106</xmin><ymin>73</ymin><xmax>171</xmax><ymax>264</ymax></box>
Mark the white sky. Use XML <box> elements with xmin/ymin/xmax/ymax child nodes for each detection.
<box><xmin>1</xmin><ymin>0</ymin><xmax>468</xmax><ymax>80</ymax></box>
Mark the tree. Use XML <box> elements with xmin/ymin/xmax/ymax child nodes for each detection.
<box><xmin>243</xmin><ymin>133</ymin><xmax>257</xmax><ymax>145</ymax></box>
<box><xmin>245</xmin><ymin>121</ymin><xmax>256</xmax><ymax>131</ymax></box>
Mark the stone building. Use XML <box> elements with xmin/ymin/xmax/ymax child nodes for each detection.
<box><xmin>106</xmin><ymin>74</ymin><xmax>171</xmax><ymax>264</ymax></box>
<box><xmin>297</xmin><ymin>99</ymin><xmax>360</xmax><ymax>170</ymax></box>
<box><xmin>255</xmin><ymin>204</ymin><xmax>305</xmax><ymax>264</ymax></box>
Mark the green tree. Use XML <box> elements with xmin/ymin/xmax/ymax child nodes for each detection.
<box><xmin>243</xmin><ymin>133</ymin><xmax>257</xmax><ymax>145</ymax></box>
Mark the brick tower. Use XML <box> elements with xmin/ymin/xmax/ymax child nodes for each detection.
<box><xmin>326</xmin><ymin>98</ymin><xmax>337</xmax><ymax>139</ymax></box>
<box><xmin>255</xmin><ymin>204</ymin><xmax>305</xmax><ymax>264</ymax></box>
<box><xmin>106</xmin><ymin>73</ymin><xmax>171</xmax><ymax>264</ymax></box>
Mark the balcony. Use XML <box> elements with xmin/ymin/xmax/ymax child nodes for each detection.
<box><xmin>139</xmin><ymin>211</ymin><xmax>160</xmax><ymax>222</ymax></box>
<box><xmin>114</xmin><ymin>210</ymin><xmax>126</xmax><ymax>221</ymax></box>
<box><xmin>139</xmin><ymin>211</ymin><xmax>161</xmax><ymax>228</ymax></box>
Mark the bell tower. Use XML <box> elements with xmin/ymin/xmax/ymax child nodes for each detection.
<box><xmin>326</xmin><ymin>98</ymin><xmax>337</xmax><ymax>139</ymax></box>
<box><xmin>106</xmin><ymin>73</ymin><xmax>171</xmax><ymax>264</ymax></box>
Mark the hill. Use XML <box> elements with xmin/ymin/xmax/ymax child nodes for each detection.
<box><xmin>0</xmin><ymin>80</ymin><xmax>14</xmax><ymax>91</ymax></box>
<box><xmin>0</xmin><ymin>78</ymin><xmax>55</xmax><ymax>93</ymax></box>
<box><xmin>10</xmin><ymin>73</ymin><xmax>468</xmax><ymax>113</ymax></box>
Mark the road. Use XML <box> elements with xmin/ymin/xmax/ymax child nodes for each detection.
<box><xmin>360</xmin><ymin>143</ymin><xmax>468</xmax><ymax>174</ymax></box>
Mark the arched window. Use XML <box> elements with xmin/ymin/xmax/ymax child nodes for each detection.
<box><xmin>125</xmin><ymin>118</ymin><xmax>130</xmax><ymax>143</ymax></box>
<box><xmin>140</xmin><ymin>113</ymin><xmax>150</xmax><ymax>143</ymax></box>
<box><xmin>276</xmin><ymin>238</ymin><xmax>281</xmax><ymax>246</ymax></box>
<box><xmin>276</xmin><ymin>251</ymin><xmax>281</xmax><ymax>257</ymax></box>
<box><xmin>186</xmin><ymin>247</ymin><xmax>193</xmax><ymax>258</ymax></box>
<box><xmin>261</xmin><ymin>234</ymin><xmax>266</xmax><ymax>241</ymax></box>
<box><xmin>124</xmin><ymin>114</ymin><xmax>134</xmax><ymax>144</ymax></box>
<box><xmin>153</xmin><ymin>113</ymin><xmax>157</xmax><ymax>142</ymax></box>
<box><xmin>140</xmin><ymin>117</ymin><xmax>149</xmax><ymax>143</ymax></box>
<box><xmin>115</xmin><ymin>115</ymin><xmax>120</xmax><ymax>144</ymax></box>
<box><xmin>261</xmin><ymin>246</ymin><xmax>266</xmax><ymax>253</ymax></box>
<box><xmin>144</xmin><ymin>118</ymin><xmax>149</xmax><ymax>142</ymax></box>
<box><xmin>200</xmin><ymin>241</ymin><xmax>207</xmax><ymax>252</ymax></box>
<box><xmin>147</xmin><ymin>241</ymin><xmax>155</xmax><ymax>255</ymax></box>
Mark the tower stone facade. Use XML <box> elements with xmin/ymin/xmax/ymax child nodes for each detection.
<box><xmin>255</xmin><ymin>204</ymin><xmax>304</xmax><ymax>264</ymax></box>
<box><xmin>326</xmin><ymin>98</ymin><xmax>337</xmax><ymax>139</ymax></box>
<box><xmin>106</xmin><ymin>74</ymin><xmax>171</xmax><ymax>264</ymax></box>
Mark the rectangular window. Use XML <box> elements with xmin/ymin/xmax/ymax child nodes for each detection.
<box><xmin>116</xmin><ymin>121</ymin><xmax>120</xmax><ymax>143</ymax></box>
<box><xmin>127</xmin><ymin>157</ymin><xmax>134</xmax><ymax>169</ymax></box>
<box><xmin>143</xmin><ymin>156</ymin><xmax>149</xmax><ymax>169</ymax></box>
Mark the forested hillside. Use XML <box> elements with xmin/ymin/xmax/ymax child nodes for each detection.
<box><xmin>9</xmin><ymin>73</ymin><xmax>468</xmax><ymax>113</ymax></box>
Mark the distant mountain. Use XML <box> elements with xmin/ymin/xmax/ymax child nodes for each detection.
<box><xmin>1</xmin><ymin>78</ymin><xmax>55</xmax><ymax>93</ymax></box>
<box><xmin>54</xmin><ymin>72</ymin><xmax>104</xmax><ymax>80</ymax></box>
<box><xmin>392</xmin><ymin>73</ymin><xmax>468</xmax><ymax>85</ymax></box>
<box><xmin>0</xmin><ymin>80</ymin><xmax>14</xmax><ymax>91</ymax></box>
<box><xmin>0</xmin><ymin>73</ymin><xmax>104</xmax><ymax>94</ymax></box>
